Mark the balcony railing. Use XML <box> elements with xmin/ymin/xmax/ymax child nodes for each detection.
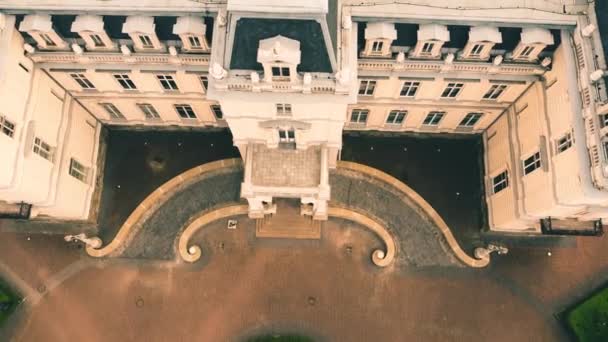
<box><xmin>29</xmin><ymin>52</ymin><xmax>210</xmax><ymax>66</ymax></box>
<box><xmin>214</xmin><ymin>74</ymin><xmax>349</xmax><ymax>95</ymax></box>
<box><xmin>358</xmin><ymin>58</ymin><xmax>546</xmax><ymax>76</ymax></box>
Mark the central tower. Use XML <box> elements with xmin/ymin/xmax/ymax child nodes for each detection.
<box><xmin>207</xmin><ymin>0</ymin><xmax>356</xmax><ymax>220</ymax></box>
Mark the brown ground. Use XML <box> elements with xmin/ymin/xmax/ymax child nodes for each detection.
<box><xmin>0</xmin><ymin>218</ymin><xmax>607</xmax><ymax>341</ymax></box>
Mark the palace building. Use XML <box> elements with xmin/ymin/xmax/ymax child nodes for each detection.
<box><xmin>0</xmin><ymin>0</ymin><xmax>607</xmax><ymax>234</ymax></box>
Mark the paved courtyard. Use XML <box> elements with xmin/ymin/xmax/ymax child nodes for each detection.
<box><xmin>1</xmin><ymin>221</ymin><xmax>607</xmax><ymax>341</ymax></box>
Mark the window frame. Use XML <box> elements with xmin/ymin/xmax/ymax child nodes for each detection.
<box><xmin>0</xmin><ymin>115</ymin><xmax>16</xmax><ymax>138</ymax></box>
<box><xmin>358</xmin><ymin>80</ymin><xmax>377</xmax><ymax>96</ymax></box>
<box><xmin>371</xmin><ymin>40</ymin><xmax>384</xmax><ymax>53</ymax></box>
<box><xmin>188</xmin><ymin>35</ymin><xmax>202</xmax><ymax>49</ymax></box>
<box><xmin>350</xmin><ymin>109</ymin><xmax>369</xmax><ymax>124</ymax></box>
<box><xmin>139</xmin><ymin>34</ymin><xmax>154</xmax><ymax>49</ymax></box>
<box><xmin>492</xmin><ymin>170</ymin><xmax>509</xmax><ymax>194</ymax></box>
<box><xmin>199</xmin><ymin>75</ymin><xmax>208</xmax><ymax>92</ymax></box>
<box><xmin>210</xmin><ymin>105</ymin><xmax>223</xmax><ymax>120</ymax></box>
<box><xmin>522</xmin><ymin>151</ymin><xmax>542</xmax><ymax>175</ymax></box>
<box><xmin>39</xmin><ymin>33</ymin><xmax>57</xmax><ymax>47</ymax></box>
<box><xmin>174</xmin><ymin>104</ymin><xmax>197</xmax><ymax>119</ymax></box>
<box><xmin>421</xmin><ymin>42</ymin><xmax>434</xmax><ymax>55</ymax></box>
<box><xmin>32</xmin><ymin>137</ymin><xmax>53</xmax><ymax>161</ymax></box>
<box><xmin>113</xmin><ymin>74</ymin><xmax>137</xmax><ymax>90</ymax></box>
<box><xmin>276</xmin><ymin>103</ymin><xmax>292</xmax><ymax>116</ymax></box>
<box><xmin>470</xmin><ymin>43</ymin><xmax>485</xmax><ymax>57</ymax></box>
<box><xmin>556</xmin><ymin>132</ymin><xmax>573</xmax><ymax>154</ymax></box>
<box><xmin>440</xmin><ymin>83</ymin><xmax>464</xmax><ymax>98</ymax></box>
<box><xmin>90</xmin><ymin>34</ymin><xmax>105</xmax><ymax>47</ymax></box>
<box><xmin>386</xmin><ymin>110</ymin><xmax>407</xmax><ymax>125</ymax></box>
<box><xmin>137</xmin><ymin>103</ymin><xmax>161</xmax><ymax>120</ymax></box>
<box><xmin>157</xmin><ymin>74</ymin><xmax>179</xmax><ymax>91</ymax></box>
<box><xmin>422</xmin><ymin>111</ymin><xmax>446</xmax><ymax>126</ymax></box>
<box><xmin>70</xmin><ymin>73</ymin><xmax>95</xmax><ymax>90</ymax></box>
<box><xmin>400</xmin><ymin>81</ymin><xmax>420</xmax><ymax>97</ymax></box>
<box><xmin>100</xmin><ymin>103</ymin><xmax>125</xmax><ymax>120</ymax></box>
<box><xmin>483</xmin><ymin>84</ymin><xmax>508</xmax><ymax>100</ymax></box>
<box><xmin>278</xmin><ymin>128</ymin><xmax>296</xmax><ymax>143</ymax></box>
<box><xmin>271</xmin><ymin>66</ymin><xmax>291</xmax><ymax>81</ymax></box>
<box><xmin>69</xmin><ymin>158</ymin><xmax>88</xmax><ymax>183</ymax></box>
<box><xmin>520</xmin><ymin>45</ymin><xmax>535</xmax><ymax>58</ymax></box>
<box><xmin>459</xmin><ymin>112</ymin><xmax>483</xmax><ymax>127</ymax></box>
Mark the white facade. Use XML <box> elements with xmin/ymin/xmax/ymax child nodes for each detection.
<box><xmin>0</xmin><ymin>0</ymin><xmax>607</xmax><ymax>233</ymax></box>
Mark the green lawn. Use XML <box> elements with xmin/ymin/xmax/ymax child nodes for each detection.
<box><xmin>0</xmin><ymin>281</ymin><xmax>20</xmax><ymax>327</ymax></box>
<box><xmin>566</xmin><ymin>286</ymin><xmax>608</xmax><ymax>342</ymax></box>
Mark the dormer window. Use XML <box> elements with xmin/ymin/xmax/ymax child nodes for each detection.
<box><xmin>123</xmin><ymin>16</ymin><xmax>163</xmax><ymax>52</ymax></box>
<box><xmin>461</xmin><ymin>26</ymin><xmax>502</xmax><ymax>61</ymax></box>
<box><xmin>173</xmin><ymin>16</ymin><xmax>209</xmax><ymax>53</ymax></box>
<box><xmin>411</xmin><ymin>24</ymin><xmax>450</xmax><ymax>59</ymax></box>
<box><xmin>363</xmin><ymin>22</ymin><xmax>396</xmax><ymax>58</ymax></box>
<box><xmin>513</xmin><ymin>27</ymin><xmax>554</xmax><ymax>62</ymax></box>
<box><xmin>139</xmin><ymin>35</ymin><xmax>154</xmax><ymax>48</ymax></box>
<box><xmin>19</xmin><ymin>14</ymin><xmax>67</xmax><ymax>50</ymax></box>
<box><xmin>71</xmin><ymin>15</ymin><xmax>116</xmax><ymax>51</ymax></box>
<box><xmin>257</xmin><ymin>36</ymin><xmax>301</xmax><ymax>83</ymax></box>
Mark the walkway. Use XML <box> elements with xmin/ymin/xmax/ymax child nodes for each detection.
<box><xmin>104</xmin><ymin>160</ymin><xmax>461</xmax><ymax>267</ymax></box>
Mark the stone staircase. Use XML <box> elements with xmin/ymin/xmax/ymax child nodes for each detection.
<box><xmin>255</xmin><ymin>199</ymin><xmax>321</xmax><ymax>239</ymax></box>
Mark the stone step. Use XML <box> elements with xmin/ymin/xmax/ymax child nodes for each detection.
<box><xmin>255</xmin><ymin>215</ymin><xmax>322</xmax><ymax>239</ymax></box>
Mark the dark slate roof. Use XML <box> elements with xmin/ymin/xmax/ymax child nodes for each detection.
<box><xmin>103</xmin><ymin>16</ymin><xmax>129</xmax><ymax>39</ymax></box>
<box><xmin>543</xmin><ymin>29</ymin><xmax>562</xmax><ymax>53</ymax></box>
<box><xmin>444</xmin><ymin>25</ymin><xmax>468</xmax><ymax>49</ymax></box>
<box><xmin>394</xmin><ymin>23</ymin><xmax>419</xmax><ymax>47</ymax></box>
<box><xmin>155</xmin><ymin>16</ymin><xmax>179</xmax><ymax>41</ymax></box>
<box><xmin>596</xmin><ymin>0</ymin><xmax>608</xmax><ymax>65</ymax></box>
<box><xmin>52</xmin><ymin>15</ymin><xmax>79</xmax><ymax>39</ymax></box>
<box><xmin>230</xmin><ymin>18</ymin><xmax>332</xmax><ymax>73</ymax></box>
<box><xmin>494</xmin><ymin>27</ymin><xmax>522</xmax><ymax>51</ymax></box>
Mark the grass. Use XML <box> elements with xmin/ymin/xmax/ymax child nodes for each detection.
<box><xmin>565</xmin><ymin>286</ymin><xmax>608</xmax><ymax>342</ymax></box>
<box><xmin>0</xmin><ymin>281</ymin><xmax>20</xmax><ymax>327</ymax></box>
<box><xmin>246</xmin><ymin>334</ymin><xmax>314</xmax><ymax>342</ymax></box>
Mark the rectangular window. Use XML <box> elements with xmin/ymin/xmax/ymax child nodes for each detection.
<box><xmin>492</xmin><ymin>171</ymin><xmax>509</xmax><ymax>194</ymax></box>
<box><xmin>371</xmin><ymin>41</ymin><xmax>384</xmax><ymax>53</ymax></box>
<box><xmin>459</xmin><ymin>112</ymin><xmax>483</xmax><ymax>127</ymax></box>
<box><xmin>400</xmin><ymin>81</ymin><xmax>420</xmax><ymax>97</ymax></box>
<box><xmin>423</xmin><ymin>111</ymin><xmax>445</xmax><ymax>126</ymax></box>
<box><xmin>113</xmin><ymin>74</ymin><xmax>137</xmax><ymax>90</ymax></box>
<box><xmin>33</xmin><ymin>137</ymin><xmax>52</xmax><ymax>161</ymax></box>
<box><xmin>421</xmin><ymin>42</ymin><xmax>434</xmax><ymax>54</ymax></box>
<box><xmin>199</xmin><ymin>75</ymin><xmax>208</xmax><ymax>92</ymax></box>
<box><xmin>271</xmin><ymin>66</ymin><xmax>290</xmax><ymax>80</ymax></box>
<box><xmin>386</xmin><ymin>110</ymin><xmax>407</xmax><ymax>125</ymax></box>
<box><xmin>69</xmin><ymin>158</ymin><xmax>88</xmax><ymax>183</ymax></box>
<box><xmin>211</xmin><ymin>105</ymin><xmax>223</xmax><ymax>120</ymax></box>
<box><xmin>137</xmin><ymin>103</ymin><xmax>161</xmax><ymax>120</ymax></box>
<box><xmin>157</xmin><ymin>75</ymin><xmax>179</xmax><ymax>90</ymax></box>
<box><xmin>358</xmin><ymin>80</ymin><xmax>376</xmax><ymax>96</ymax></box>
<box><xmin>483</xmin><ymin>84</ymin><xmax>508</xmax><ymax>100</ymax></box>
<box><xmin>470</xmin><ymin>43</ymin><xmax>484</xmax><ymax>56</ymax></box>
<box><xmin>188</xmin><ymin>35</ymin><xmax>202</xmax><ymax>49</ymax></box>
<box><xmin>70</xmin><ymin>73</ymin><xmax>95</xmax><ymax>90</ymax></box>
<box><xmin>276</xmin><ymin>104</ymin><xmax>292</xmax><ymax>116</ymax></box>
<box><xmin>174</xmin><ymin>104</ymin><xmax>197</xmax><ymax>119</ymax></box>
<box><xmin>279</xmin><ymin>129</ymin><xmax>296</xmax><ymax>143</ymax></box>
<box><xmin>441</xmin><ymin>83</ymin><xmax>464</xmax><ymax>98</ymax></box>
<box><xmin>523</xmin><ymin>151</ymin><xmax>542</xmax><ymax>175</ymax></box>
<box><xmin>90</xmin><ymin>34</ymin><xmax>105</xmax><ymax>47</ymax></box>
<box><xmin>40</xmin><ymin>33</ymin><xmax>56</xmax><ymax>47</ymax></box>
<box><xmin>0</xmin><ymin>115</ymin><xmax>16</xmax><ymax>138</ymax></box>
<box><xmin>139</xmin><ymin>35</ymin><xmax>154</xmax><ymax>48</ymax></box>
<box><xmin>100</xmin><ymin>103</ymin><xmax>125</xmax><ymax>119</ymax></box>
<box><xmin>556</xmin><ymin>132</ymin><xmax>573</xmax><ymax>154</ymax></box>
<box><xmin>350</xmin><ymin>109</ymin><xmax>369</xmax><ymax>124</ymax></box>
<box><xmin>520</xmin><ymin>45</ymin><xmax>535</xmax><ymax>57</ymax></box>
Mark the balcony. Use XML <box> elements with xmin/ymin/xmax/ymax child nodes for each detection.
<box><xmin>28</xmin><ymin>51</ymin><xmax>210</xmax><ymax>66</ymax></box>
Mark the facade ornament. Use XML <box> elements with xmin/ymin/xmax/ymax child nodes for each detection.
<box><xmin>120</xmin><ymin>44</ymin><xmax>131</xmax><ymax>56</ymax></box>
<box><xmin>303</xmin><ymin>72</ymin><xmax>312</xmax><ymax>85</ymax></box>
<box><xmin>336</xmin><ymin>68</ymin><xmax>350</xmax><ymax>86</ymax></box>
<box><xmin>64</xmin><ymin>233</ymin><xmax>102</xmax><ymax>249</ymax></box>
<box><xmin>71</xmin><ymin>43</ymin><xmax>83</xmax><ymax>55</ymax></box>
<box><xmin>210</xmin><ymin>62</ymin><xmax>227</xmax><ymax>80</ymax></box>
<box><xmin>251</xmin><ymin>71</ymin><xmax>260</xmax><ymax>84</ymax></box>
<box><xmin>168</xmin><ymin>45</ymin><xmax>178</xmax><ymax>56</ymax></box>
<box><xmin>493</xmin><ymin>55</ymin><xmax>503</xmax><ymax>66</ymax></box>
<box><xmin>474</xmin><ymin>243</ymin><xmax>508</xmax><ymax>260</ymax></box>
<box><xmin>23</xmin><ymin>43</ymin><xmax>35</xmax><ymax>54</ymax></box>
<box><xmin>0</xmin><ymin>13</ymin><xmax>6</xmax><ymax>32</ymax></box>
<box><xmin>541</xmin><ymin>57</ymin><xmax>552</xmax><ymax>68</ymax></box>
<box><xmin>217</xmin><ymin>12</ymin><xmax>226</xmax><ymax>27</ymax></box>
<box><xmin>444</xmin><ymin>53</ymin><xmax>455</xmax><ymax>64</ymax></box>
<box><xmin>396</xmin><ymin>51</ymin><xmax>405</xmax><ymax>63</ymax></box>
